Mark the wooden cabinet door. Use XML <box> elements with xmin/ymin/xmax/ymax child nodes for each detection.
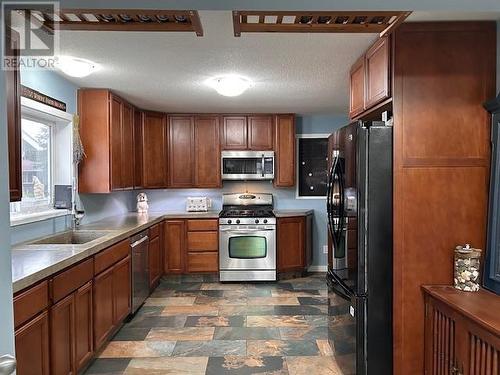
<box><xmin>15</xmin><ymin>311</ymin><xmax>50</xmax><ymax>375</ymax></box>
<box><xmin>248</xmin><ymin>115</ymin><xmax>273</xmax><ymax>150</ymax></box>
<box><xmin>149</xmin><ymin>235</ymin><xmax>161</xmax><ymax>289</ymax></box>
<box><xmin>277</xmin><ymin>217</ymin><xmax>305</xmax><ymax>272</ymax></box>
<box><xmin>164</xmin><ymin>220</ymin><xmax>185</xmax><ymax>273</ymax></box>
<box><xmin>274</xmin><ymin>115</ymin><xmax>296</xmax><ymax>187</ymax></box>
<box><xmin>168</xmin><ymin>116</ymin><xmax>194</xmax><ymax>187</ymax></box>
<box><xmin>141</xmin><ymin>112</ymin><xmax>168</xmax><ymax>188</ymax></box>
<box><xmin>365</xmin><ymin>37</ymin><xmax>390</xmax><ymax>108</ymax></box>
<box><xmin>74</xmin><ymin>282</ymin><xmax>93</xmax><ymax>371</ymax></box>
<box><xmin>221</xmin><ymin>116</ymin><xmax>247</xmax><ymax>150</ymax></box>
<box><xmin>6</xmin><ymin>30</ymin><xmax>22</xmax><ymax>201</ymax></box>
<box><xmin>113</xmin><ymin>255</ymin><xmax>131</xmax><ymax>324</ymax></box>
<box><xmin>349</xmin><ymin>56</ymin><xmax>365</xmax><ymax>119</ymax></box>
<box><xmin>50</xmin><ymin>294</ymin><xmax>75</xmax><ymax>375</ymax></box>
<box><xmin>133</xmin><ymin>110</ymin><xmax>144</xmax><ymax>189</ymax></box>
<box><xmin>93</xmin><ymin>267</ymin><xmax>114</xmax><ymax>349</ymax></box>
<box><xmin>194</xmin><ymin>116</ymin><xmax>221</xmax><ymax>187</ymax></box>
<box><xmin>121</xmin><ymin>102</ymin><xmax>135</xmax><ymax>190</ymax></box>
<box><xmin>109</xmin><ymin>94</ymin><xmax>122</xmax><ymax>190</ymax></box>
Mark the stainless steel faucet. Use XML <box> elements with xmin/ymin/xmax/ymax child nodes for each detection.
<box><xmin>72</xmin><ymin>209</ymin><xmax>85</xmax><ymax>229</ymax></box>
<box><xmin>0</xmin><ymin>355</ymin><xmax>16</xmax><ymax>375</ymax></box>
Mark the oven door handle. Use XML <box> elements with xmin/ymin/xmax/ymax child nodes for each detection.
<box><xmin>219</xmin><ymin>229</ymin><xmax>275</xmax><ymax>234</ymax></box>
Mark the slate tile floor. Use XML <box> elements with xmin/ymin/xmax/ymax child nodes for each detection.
<box><xmin>85</xmin><ymin>274</ymin><xmax>343</xmax><ymax>375</ymax></box>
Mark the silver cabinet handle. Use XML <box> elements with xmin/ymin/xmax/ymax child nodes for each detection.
<box><xmin>0</xmin><ymin>355</ymin><xmax>16</xmax><ymax>375</ymax></box>
<box><xmin>131</xmin><ymin>236</ymin><xmax>149</xmax><ymax>248</ymax></box>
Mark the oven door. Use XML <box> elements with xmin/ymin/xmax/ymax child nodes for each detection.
<box><xmin>219</xmin><ymin>225</ymin><xmax>276</xmax><ymax>270</ymax></box>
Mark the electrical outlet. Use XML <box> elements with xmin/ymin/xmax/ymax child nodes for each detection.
<box><xmin>323</xmin><ymin>245</ymin><xmax>328</xmax><ymax>254</ymax></box>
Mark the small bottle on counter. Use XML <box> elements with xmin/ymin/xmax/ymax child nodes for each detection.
<box><xmin>454</xmin><ymin>244</ymin><xmax>481</xmax><ymax>292</ymax></box>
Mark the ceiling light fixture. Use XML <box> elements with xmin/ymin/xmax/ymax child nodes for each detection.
<box><xmin>55</xmin><ymin>56</ymin><xmax>99</xmax><ymax>78</ymax></box>
<box><xmin>207</xmin><ymin>75</ymin><xmax>253</xmax><ymax>97</ymax></box>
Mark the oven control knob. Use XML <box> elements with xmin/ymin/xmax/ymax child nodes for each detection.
<box><xmin>255</xmin><ymin>219</ymin><xmax>259</xmax><ymax>224</ymax></box>
<box><xmin>236</xmin><ymin>219</ymin><xmax>240</xmax><ymax>224</ymax></box>
<box><xmin>263</xmin><ymin>219</ymin><xmax>268</xmax><ymax>223</ymax></box>
<box><xmin>227</xmin><ymin>220</ymin><xmax>232</xmax><ymax>224</ymax></box>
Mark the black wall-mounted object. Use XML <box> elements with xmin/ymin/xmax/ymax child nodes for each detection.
<box><xmin>483</xmin><ymin>92</ymin><xmax>500</xmax><ymax>295</ymax></box>
<box><xmin>298</xmin><ymin>137</ymin><xmax>328</xmax><ymax>197</ymax></box>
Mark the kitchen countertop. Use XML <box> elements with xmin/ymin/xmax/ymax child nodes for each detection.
<box><xmin>11</xmin><ymin>211</ymin><xmax>219</xmax><ymax>293</ymax></box>
<box><xmin>11</xmin><ymin>209</ymin><xmax>313</xmax><ymax>293</ymax></box>
<box><xmin>273</xmin><ymin>209</ymin><xmax>314</xmax><ymax>217</ymax></box>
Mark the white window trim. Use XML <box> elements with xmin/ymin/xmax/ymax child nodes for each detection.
<box><xmin>295</xmin><ymin>133</ymin><xmax>330</xmax><ymax>200</ymax></box>
<box><xmin>10</xmin><ymin>97</ymin><xmax>74</xmax><ymax>226</ymax></box>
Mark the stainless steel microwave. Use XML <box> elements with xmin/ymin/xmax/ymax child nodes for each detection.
<box><xmin>221</xmin><ymin>151</ymin><xmax>275</xmax><ymax>180</ymax></box>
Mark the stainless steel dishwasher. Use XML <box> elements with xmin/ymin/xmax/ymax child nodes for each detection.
<box><xmin>130</xmin><ymin>231</ymin><xmax>150</xmax><ymax>314</ymax></box>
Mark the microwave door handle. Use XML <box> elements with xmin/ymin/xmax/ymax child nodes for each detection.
<box><xmin>261</xmin><ymin>154</ymin><xmax>265</xmax><ymax>177</ymax></box>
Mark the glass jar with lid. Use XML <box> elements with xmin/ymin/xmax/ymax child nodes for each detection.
<box><xmin>454</xmin><ymin>244</ymin><xmax>481</xmax><ymax>292</ymax></box>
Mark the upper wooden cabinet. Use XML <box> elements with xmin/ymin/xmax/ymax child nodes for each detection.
<box><xmin>349</xmin><ymin>36</ymin><xmax>391</xmax><ymax>119</ymax></box>
<box><xmin>6</xmin><ymin>30</ymin><xmax>22</xmax><ymax>202</ymax></box>
<box><xmin>168</xmin><ymin>116</ymin><xmax>195</xmax><ymax>187</ymax></box>
<box><xmin>248</xmin><ymin>115</ymin><xmax>274</xmax><ymax>150</ymax></box>
<box><xmin>194</xmin><ymin>116</ymin><xmax>221</xmax><ymax>188</ymax></box>
<box><xmin>136</xmin><ymin>111</ymin><xmax>168</xmax><ymax>189</ymax></box>
<box><xmin>349</xmin><ymin>56</ymin><xmax>366</xmax><ymax>119</ymax></box>
<box><xmin>274</xmin><ymin>114</ymin><xmax>296</xmax><ymax>187</ymax></box>
<box><xmin>365</xmin><ymin>37</ymin><xmax>390</xmax><ymax>108</ymax></box>
<box><xmin>221</xmin><ymin>116</ymin><xmax>247</xmax><ymax>150</ymax></box>
<box><xmin>78</xmin><ymin>89</ymin><xmax>135</xmax><ymax>193</ymax></box>
<box><xmin>221</xmin><ymin>115</ymin><xmax>273</xmax><ymax>150</ymax></box>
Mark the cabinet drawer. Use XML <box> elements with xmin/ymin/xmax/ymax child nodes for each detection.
<box><xmin>187</xmin><ymin>231</ymin><xmax>218</xmax><ymax>252</ymax></box>
<box><xmin>187</xmin><ymin>252</ymin><xmax>218</xmax><ymax>272</ymax></box>
<box><xmin>94</xmin><ymin>239</ymin><xmax>129</xmax><ymax>275</ymax></box>
<box><xmin>149</xmin><ymin>223</ymin><xmax>160</xmax><ymax>239</ymax></box>
<box><xmin>14</xmin><ymin>281</ymin><xmax>49</xmax><ymax>329</ymax></box>
<box><xmin>187</xmin><ymin>219</ymin><xmax>218</xmax><ymax>231</ymax></box>
<box><xmin>51</xmin><ymin>258</ymin><xmax>94</xmax><ymax>303</ymax></box>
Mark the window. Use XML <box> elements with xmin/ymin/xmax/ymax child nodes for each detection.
<box><xmin>296</xmin><ymin>135</ymin><xmax>329</xmax><ymax>198</ymax></box>
<box><xmin>10</xmin><ymin>116</ymin><xmax>54</xmax><ymax>216</ymax></box>
<box><xmin>10</xmin><ymin>97</ymin><xmax>74</xmax><ymax>224</ymax></box>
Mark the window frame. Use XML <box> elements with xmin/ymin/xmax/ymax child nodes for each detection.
<box><xmin>10</xmin><ymin>97</ymin><xmax>74</xmax><ymax>226</ymax></box>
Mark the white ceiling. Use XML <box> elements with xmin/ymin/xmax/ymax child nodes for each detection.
<box><xmin>56</xmin><ymin>10</ymin><xmax>500</xmax><ymax>115</ymax></box>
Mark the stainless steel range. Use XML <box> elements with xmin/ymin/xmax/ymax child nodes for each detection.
<box><xmin>219</xmin><ymin>193</ymin><xmax>276</xmax><ymax>282</ymax></box>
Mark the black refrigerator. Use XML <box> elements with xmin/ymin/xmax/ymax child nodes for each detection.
<box><xmin>326</xmin><ymin>121</ymin><xmax>393</xmax><ymax>375</ymax></box>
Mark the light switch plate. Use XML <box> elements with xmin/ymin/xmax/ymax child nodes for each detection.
<box><xmin>323</xmin><ymin>245</ymin><xmax>328</xmax><ymax>254</ymax></box>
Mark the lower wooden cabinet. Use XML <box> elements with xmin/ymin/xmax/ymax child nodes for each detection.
<box><xmin>93</xmin><ymin>266</ymin><xmax>114</xmax><ymax>349</ymax></box>
<box><xmin>74</xmin><ymin>282</ymin><xmax>93</xmax><ymax>370</ymax></box>
<box><xmin>50</xmin><ymin>294</ymin><xmax>75</xmax><ymax>375</ymax></box>
<box><xmin>423</xmin><ymin>286</ymin><xmax>500</xmax><ymax>375</ymax></box>
<box><xmin>163</xmin><ymin>219</ymin><xmax>219</xmax><ymax>273</ymax></box>
<box><xmin>15</xmin><ymin>311</ymin><xmax>50</xmax><ymax>375</ymax></box>
<box><xmin>149</xmin><ymin>234</ymin><xmax>162</xmax><ymax>289</ymax></box>
<box><xmin>94</xmin><ymin>255</ymin><xmax>131</xmax><ymax>349</ymax></box>
<box><xmin>163</xmin><ymin>220</ymin><xmax>185</xmax><ymax>273</ymax></box>
<box><xmin>277</xmin><ymin>215</ymin><xmax>312</xmax><ymax>272</ymax></box>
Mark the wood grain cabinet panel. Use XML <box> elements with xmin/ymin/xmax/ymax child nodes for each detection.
<box><xmin>248</xmin><ymin>115</ymin><xmax>273</xmax><ymax>150</ymax></box>
<box><xmin>93</xmin><ymin>267</ymin><xmax>114</xmax><ymax>349</ymax></box>
<box><xmin>94</xmin><ymin>239</ymin><xmax>129</xmax><ymax>275</ymax></box>
<box><xmin>187</xmin><ymin>219</ymin><xmax>219</xmax><ymax>232</ymax></box>
<box><xmin>163</xmin><ymin>220</ymin><xmax>185</xmax><ymax>273</ymax></box>
<box><xmin>140</xmin><ymin>112</ymin><xmax>168</xmax><ymax>188</ymax></box>
<box><xmin>221</xmin><ymin>116</ymin><xmax>247</xmax><ymax>150</ymax></box>
<box><xmin>14</xmin><ymin>281</ymin><xmax>49</xmax><ymax>329</ymax></box>
<box><xmin>51</xmin><ymin>258</ymin><xmax>93</xmax><ymax>303</ymax></box>
<box><xmin>187</xmin><ymin>252</ymin><xmax>218</xmax><ymax>273</ymax></box>
<box><xmin>133</xmin><ymin>109</ymin><xmax>144</xmax><ymax>189</ymax></box>
<box><xmin>121</xmin><ymin>101</ymin><xmax>135</xmax><ymax>189</ymax></box>
<box><xmin>277</xmin><ymin>217</ymin><xmax>305</xmax><ymax>272</ymax></box>
<box><xmin>6</xmin><ymin>30</ymin><xmax>22</xmax><ymax>202</ymax></box>
<box><xmin>149</xmin><ymin>235</ymin><xmax>161</xmax><ymax>289</ymax></box>
<box><xmin>349</xmin><ymin>56</ymin><xmax>365</xmax><ymax>119</ymax></box>
<box><xmin>74</xmin><ymin>282</ymin><xmax>93</xmax><ymax>371</ymax></box>
<box><xmin>109</xmin><ymin>95</ymin><xmax>122</xmax><ymax>190</ymax></box>
<box><xmin>274</xmin><ymin>114</ymin><xmax>296</xmax><ymax>187</ymax></box>
<box><xmin>194</xmin><ymin>116</ymin><xmax>221</xmax><ymax>187</ymax></box>
<box><xmin>50</xmin><ymin>294</ymin><xmax>75</xmax><ymax>375</ymax></box>
<box><xmin>15</xmin><ymin>311</ymin><xmax>50</xmax><ymax>375</ymax></box>
<box><xmin>187</xmin><ymin>231</ymin><xmax>218</xmax><ymax>252</ymax></box>
<box><xmin>113</xmin><ymin>256</ymin><xmax>131</xmax><ymax>324</ymax></box>
<box><xmin>365</xmin><ymin>37</ymin><xmax>390</xmax><ymax>108</ymax></box>
<box><xmin>168</xmin><ymin>116</ymin><xmax>195</xmax><ymax>187</ymax></box>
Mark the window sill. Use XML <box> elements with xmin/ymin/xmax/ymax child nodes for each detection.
<box><xmin>10</xmin><ymin>209</ymin><xmax>71</xmax><ymax>227</ymax></box>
